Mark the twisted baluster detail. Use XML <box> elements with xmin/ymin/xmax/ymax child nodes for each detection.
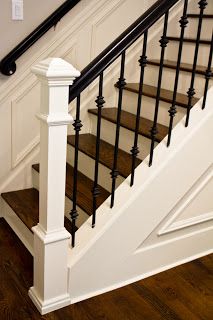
<box><xmin>130</xmin><ymin>30</ymin><xmax>148</xmax><ymax>186</ymax></box>
<box><xmin>185</xmin><ymin>0</ymin><xmax>208</xmax><ymax>126</ymax></box>
<box><xmin>110</xmin><ymin>52</ymin><xmax>126</xmax><ymax>208</ymax></box>
<box><xmin>202</xmin><ymin>31</ymin><xmax>213</xmax><ymax>109</ymax></box>
<box><xmin>149</xmin><ymin>11</ymin><xmax>169</xmax><ymax>166</ymax></box>
<box><xmin>70</xmin><ymin>95</ymin><xmax>82</xmax><ymax>247</ymax></box>
<box><xmin>92</xmin><ymin>72</ymin><xmax>105</xmax><ymax>227</ymax></box>
<box><xmin>167</xmin><ymin>0</ymin><xmax>189</xmax><ymax>146</ymax></box>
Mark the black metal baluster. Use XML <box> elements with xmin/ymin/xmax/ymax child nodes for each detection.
<box><xmin>149</xmin><ymin>11</ymin><xmax>169</xmax><ymax>166</ymax></box>
<box><xmin>130</xmin><ymin>31</ymin><xmax>148</xmax><ymax>186</ymax></box>
<box><xmin>110</xmin><ymin>52</ymin><xmax>126</xmax><ymax>208</ymax></box>
<box><xmin>92</xmin><ymin>73</ymin><xmax>105</xmax><ymax>227</ymax></box>
<box><xmin>185</xmin><ymin>0</ymin><xmax>208</xmax><ymax>126</ymax></box>
<box><xmin>167</xmin><ymin>0</ymin><xmax>189</xmax><ymax>147</ymax></box>
<box><xmin>202</xmin><ymin>31</ymin><xmax>213</xmax><ymax>109</ymax></box>
<box><xmin>70</xmin><ymin>94</ymin><xmax>82</xmax><ymax>247</ymax></box>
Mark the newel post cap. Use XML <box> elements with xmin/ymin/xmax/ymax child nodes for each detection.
<box><xmin>31</xmin><ymin>57</ymin><xmax>80</xmax><ymax>83</ymax></box>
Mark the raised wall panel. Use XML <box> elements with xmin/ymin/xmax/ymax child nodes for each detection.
<box><xmin>11</xmin><ymin>80</ymin><xmax>40</xmax><ymax>168</ymax></box>
<box><xmin>138</xmin><ymin>164</ymin><xmax>213</xmax><ymax>249</ymax></box>
<box><xmin>158</xmin><ymin>165</ymin><xmax>213</xmax><ymax>235</ymax></box>
<box><xmin>90</xmin><ymin>0</ymin><xmax>143</xmax><ymax>59</ymax></box>
<box><xmin>62</xmin><ymin>45</ymin><xmax>77</xmax><ymax>66</ymax></box>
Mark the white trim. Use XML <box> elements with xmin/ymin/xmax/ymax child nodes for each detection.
<box><xmin>11</xmin><ymin>79</ymin><xmax>40</xmax><ymax>168</ymax></box>
<box><xmin>32</xmin><ymin>224</ymin><xmax>70</xmax><ymax>244</ymax></box>
<box><xmin>90</xmin><ymin>0</ymin><xmax>127</xmax><ymax>60</ymax></box>
<box><xmin>29</xmin><ymin>287</ymin><xmax>71</xmax><ymax>315</ymax></box>
<box><xmin>70</xmin><ymin>226</ymin><xmax>213</xmax><ymax>303</ymax></box>
<box><xmin>159</xmin><ymin>212</ymin><xmax>213</xmax><ymax>235</ymax></box>
<box><xmin>158</xmin><ymin>164</ymin><xmax>213</xmax><ymax>235</ymax></box>
<box><xmin>12</xmin><ymin>135</ymin><xmax>40</xmax><ymax>169</ymax></box>
<box><xmin>36</xmin><ymin>113</ymin><xmax>73</xmax><ymax>126</ymax></box>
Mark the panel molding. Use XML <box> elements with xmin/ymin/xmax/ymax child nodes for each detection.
<box><xmin>158</xmin><ymin>212</ymin><xmax>213</xmax><ymax>235</ymax></box>
<box><xmin>90</xmin><ymin>0</ymin><xmax>126</xmax><ymax>60</ymax></box>
<box><xmin>158</xmin><ymin>164</ymin><xmax>213</xmax><ymax>235</ymax></box>
<box><xmin>11</xmin><ymin>80</ymin><xmax>40</xmax><ymax>168</ymax></box>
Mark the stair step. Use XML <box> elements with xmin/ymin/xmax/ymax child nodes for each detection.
<box><xmin>124</xmin><ymin>83</ymin><xmax>199</xmax><ymax>108</ymax></box>
<box><xmin>1</xmin><ymin>188</ymin><xmax>76</xmax><ymax>233</ymax></box>
<box><xmin>147</xmin><ymin>59</ymin><xmax>210</xmax><ymax>76</ymax></box>
<box><xmin>32</xmin><ymin>162</ymin><xmax>109</xmax><ymax>216</ymax></box>
<box><xmin>187</xmin><ymin>14</ymin><xmax>213</xmax><ymax>19</ymax></box>
<box><xmin>167</xmin><ymin>36</ymin><xmax>211</xmax><ymax>45</ymax></box>
<box><xmin>67</xmin><ymin>133</ymin><xmax>141</xmax><ymax>178</ymax></box>
<box><xmin>89</xmin><ymin>108</ymin><xmax>168</xmax><ymax>143</ymax></box>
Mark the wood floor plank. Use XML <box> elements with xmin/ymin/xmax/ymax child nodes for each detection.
<box><xmin>67</xmin><ymin>133</ymin><xmax>142</xmax><ymax>178</ymax></box>
<box><xmin>33</xmin><ymin>163</ymin><xmax>110</xmax><ymax>216</ymax></box>
<box><xmin>124</xmin><ymin>83</ymin><xmax>199</xmax><ymax>108</ymax></box>
<box><xmin>89</xmin><ymin>107</ymin><xmax>168</xmax><ymax>143</ymax></box>
<box><xmin>139</xmin><ymin>270</ymin><xmax>206</xmax><ymax>320</ymax></box>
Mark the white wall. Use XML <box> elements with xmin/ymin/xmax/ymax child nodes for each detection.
<box><xmin>0</xmin><ymin>0</ymin><xmax>65</xmax><ymax>59</ymax></box>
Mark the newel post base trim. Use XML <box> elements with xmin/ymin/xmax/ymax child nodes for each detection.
<box><xmin>29</xmin><ymin>223</ymin><xmax>71</xmax><ymax>314</ymax></box>
<box><xmin>29</xmin><ymin>287</ymin><xmax>71</xmax><ymax>315</ymax></box>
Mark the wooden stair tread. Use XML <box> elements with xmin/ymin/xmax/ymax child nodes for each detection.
<box><xmin>67</xmin><ymin>133</ymin><xmax>141</xmax><ymax>178</ymax></box>
<box><xmin>147</xmin><ymin>59</ymin><xmax>210</xmax><ymax>76</ymax></box>
<box><xmin>167</xmin><ymin>36</ymin><xmax>211</xmax><ymax>45</ymax></box>
<box><xmin>1</xmin><ymin>188</ymin><xmax>75</xmax><ymax>234</ymax></box>
<box><xmin>187</xmin><ymin>14</ymin><xmax>213</xmax><ymax>19</ymax></box>
<box><xmin>89</xmin><ymin>108</ymin><xmax>168</xmax><ymax>143</ymax></box>
<box><xmin>124</xmin><ymin>83</ymin><xmax>199</xmax><ymax>108</ymax></box>
<box><xmin>32</xmin><ymin>163</ymin><xmax>109</xmax><ymax>216</ymax></box>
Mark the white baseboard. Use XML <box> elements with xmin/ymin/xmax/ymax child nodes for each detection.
<box><xmin>70</xmin><ymin>225</ymin><xmax>213</xmax><ymax>303</ymax></box>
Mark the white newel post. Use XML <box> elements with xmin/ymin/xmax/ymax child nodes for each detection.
<box><xmin>29</xmin><ymin>58</ymin><xmax>80</xmax><ymax>314</ymax></box>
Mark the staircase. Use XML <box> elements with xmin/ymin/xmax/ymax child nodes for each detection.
<box><xmin>0</xmin><ymin>0</ymin><xmax>212</xmax><ymax>315</ymax></box>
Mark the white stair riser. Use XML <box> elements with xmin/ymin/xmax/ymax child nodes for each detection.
<box><xmin>168</xmin><ymin>17</ymin><xmax>213</xmax><ymax>40</ymax></box>
<box><xmin>67</xmin><ymin>144</ymin><xmax>124</xmax><ymax>192</ymax></box>
<box><xmin>144</xmin><ymin>65</ymin><xmax>212</xmax><ymax>97</ymax></box>
<box><xmin>32</xmin><ymin>169</ymin><xmax>89</xmax><ymax>228</ymax></box>
<box><xmin>1</xmin><ymin>199</ymin><xmax>34</xmax><ymax>255</ymax></box>
<box><xmin>90</xmin><ymin>114</ymin><xmax>156</xmax><ymax>159</ymax></box>
<box><xmin>122</xmin><ymin>90</ymin><xmax>185</xmax><ymax>127</ymax></box>
<box><xmin>165</xmin><ymin>41</ymin><xmax>212</xmax><ymax>66</ymax></box>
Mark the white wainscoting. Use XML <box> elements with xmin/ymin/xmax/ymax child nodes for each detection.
<box><xmin>0</xmin><ymin>0</ymin><xmax>146</xmax><ymax>193</ymax></box>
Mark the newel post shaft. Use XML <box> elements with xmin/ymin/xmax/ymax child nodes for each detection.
<box><xmin>29</xmin><ymin>58</ymin><xmax>80</xmax><ymax>315</ymax></box>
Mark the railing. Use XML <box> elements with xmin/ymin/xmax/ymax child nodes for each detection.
<box><xmin>67</xmin><ymin>0</ymin><xmax>212</xmax><ymax>246</ymax></box>
<box><xmin>32</xmin><ymin>0</ymin><xmax>212</xmax><ymax>250</ymax></box>
<box><xmin>30</xmin><ymin>0</ymin><xmax>212</xmax><ymax>310</ymax></box>
<box><xmin>0</xmin><ymin>0</ymin><xmax>81</xmax><ymax>76</ymax></box>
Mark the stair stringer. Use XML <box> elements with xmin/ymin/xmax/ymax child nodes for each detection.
<box><xmin>68</xmin><ymin>87</ymin><xmax>213</xmax><ymax>303</ymax></box>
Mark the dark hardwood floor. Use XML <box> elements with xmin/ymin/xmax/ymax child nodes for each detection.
<box><xmin>0</xmin><ymin>218</ymin><xmax>212</xmax><ymax>320</ymax></box>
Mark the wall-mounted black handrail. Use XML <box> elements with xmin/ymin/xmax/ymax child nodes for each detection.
<box><xmin>0</xmin><ymin>0</ymin><xmax>81</xmax><ymax>76</ymax></box>
<box><xmin>69</xmin><ymin>0</ymin><xmax>179</xmax><ymax>103</ymax></box>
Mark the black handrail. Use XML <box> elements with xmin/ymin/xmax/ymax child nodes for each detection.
<box><xmin>0</xmin><ymin>0</ymin><xmax>81</xmax><ymax>76</ymax></box>
<box><xmin>69</xmin><ymin>0</ymin><xmax>179</xmax><ymax>102</ymax></box>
